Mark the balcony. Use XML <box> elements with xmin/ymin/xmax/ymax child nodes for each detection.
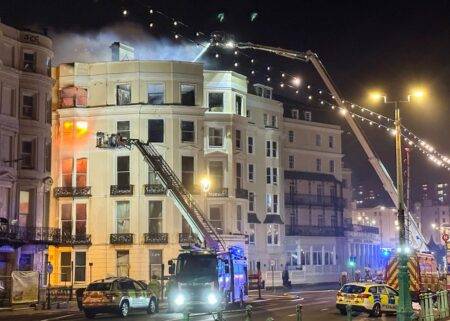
<box><xmin>286</xmin><ymin>225</ymin><xmax>344</xmax><ymax>237</ymax></box>
<box><xmin>285</xmin><ymin>193</ymin><xmax>344</xmax><ymax>208</ymax></box>
<box><xmin>60</xmin><ymin>233</ymin><xmax>92</xmax><ymax>246</ymax></box>
<box><xmin>345</xmin><ymin>224</ymin><xmax>379</xmax><ymax>234</ymax></box>
<box><xmin>0</xmin><ymin>225</ymin><xmax>61</xmax><ymax>246</ymax></box>
<box><xmin>110</xmin><ymin>233</ymin><xmax>134</xmax><ymax>244</ymax></box>
<box><xmin>110</xmin><ymin>185</ymin><xmax>134</xmax><ymax>196</ymax></box>
<box><xmin>179</xmin><ymin>233</ymin><xmax>199</xmax><ymax>244</ymax></box>
<box><xmin>235</xmin><ymin>188</ymin><xmax>249</xmax><ymax>200</ymax></box>
<box><xmin>144</xmin><ymin>184</ymin><xmax>166</xmax><ymax>195</ymax></box>
<box><xmin>144</xmin><ymin>233</ymin><xmax>168</xmax><ymax>244</ymax></box>
<box><xmin>54</xmin><ymin>186</ymin><xmax>92</xmax><ymax>198</ymax></box>
<box><xmin>207</xmin><ymin>188</ymin><xmax>228</xmax><ymax>198</ymax></box>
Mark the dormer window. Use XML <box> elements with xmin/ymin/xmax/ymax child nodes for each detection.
<box><xmin>253</xmin><ymin>84</ymin><xmax>272</xmax><ymax>99</ymax></box>
<box><xmin>304</xmin><ymin>111</ymin><xmax>312</xmax><ymax>122</ymax></box>
<box><xmin>291</xmin><ymin>109</ymin><xmax>299</xmax><ymax>119</ymax></box>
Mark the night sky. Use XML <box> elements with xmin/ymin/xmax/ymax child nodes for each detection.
<box><xmin>1</xmin><ymin>0</ymin><xmax>449</xmax><ymax>204</ymax></box>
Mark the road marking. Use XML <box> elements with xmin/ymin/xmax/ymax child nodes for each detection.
<box><xmin>41</xmin><ymin>314</ymin><xmax>77</xmax><ymax>321</ymax></box>
<box><xmin>290</xmin><ymin>297</ymin><xmax>305</xmax><ymax>302</ymax></box>
<box><xmin>320</xmin><ymin>308</ymin><xmax>329</xmax><ymax>311</ymax></box>
<box><xmin>287</xmin><ymin>313</ymin><xmax>297</xmax><ymax>317</ymax></box>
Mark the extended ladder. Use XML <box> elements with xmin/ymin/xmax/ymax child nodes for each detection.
<box><xmin>96</xmin><ymin>133</ymin><xmax>226</xmax><ymax>252</ymax></box>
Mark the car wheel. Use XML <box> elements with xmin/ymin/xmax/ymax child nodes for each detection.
<box><xmin>84</xmin><ymin>310</ymin><xmax>96</xmax><ymax>319</ymax></box>
<box><xmin>147</xmin><ymin>298</ymin><xmax>157</xmax><ymax>314</ymax></box>
<box><xmin>339</xmin><ymin>308</ymin><xmax>347</xmax><ymax>315</ymax></box>
<box><xmin>370</xmin><ymin>303</ymin><xmax>382</xmax><ymax>317</ymax></box>
<box><xmin>119</xmin><ymin>301</ymin><xmax>130</xmax><ymax>318</ymax></box>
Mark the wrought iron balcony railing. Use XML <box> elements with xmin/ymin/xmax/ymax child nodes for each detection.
<box><xmin>144</xmin><ymin>233</ymin><xmax>168</xmax><ymax>244</ymax></box>
<box><xmin>110</xmin><ymin>185</ymin><xmax>134</xmax><ymax>196</ymax></box>
<box><xmin>207</xmin><ymin>188</ymin><xmax>228</xmax><ymax>198</ymax></box>
<box><xmin>54</xmin><ymin>186</ymin><xmax>92</xmax><ymax>198</ymax></box>
<box><xmin>110</xmin><ymin>233</ymin><xmax>134</xmax><ymax>244</ymax></box>
<box><xmin>345</xmin><ymin>224</ymin><xmax>379</xmax><ymax>234</ymax></box>
<box><xmin>285</xmin><ymin>193</ymin><xmax>345</xmax><ymax>208</ymax></box>
<box><xmin>286</xmin><ymin>225</ymin><xmax>344</xmax><ymax>237</ymax></box>
<box><xmin>178</xmin><ymin>233</ymin><xmax>199</xmax><ymax>244</ymax></box>
<box><xmin>144</xmin><ymin>184</ymin><xmax>167</xmax><ymax>195</ymax></box>
<box><xmin>60</xmin><ymin>233</ymin><xmax>92</xmax><ymax>246</ymax></box>
<box><xmin>235</xmin><ymin>188</ymin><xmax>249</xmax><ymax>199</ymax></box>
<box><xmin>0</xmin><ymin>225</ymin><xmax>61</xmax><ymax>246</ymax></box>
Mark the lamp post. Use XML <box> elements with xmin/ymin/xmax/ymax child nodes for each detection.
<box><xmin>369</xmin><ymin>89</ymin><xmax>425</xmax><ymax>321</ymax></box>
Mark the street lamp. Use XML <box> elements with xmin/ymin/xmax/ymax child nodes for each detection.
<box><xmin>369</xmin><ymin>88</ymin><xmax>426</xmax><ymax>321</ymax></box>
<box><xmin>200</xmin><ymin>177</ymin><xmax>211</xmax><ymax>193</ymax></box>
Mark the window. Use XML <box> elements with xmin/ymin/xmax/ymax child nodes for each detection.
<box><xmin>46</xmin><ymin>57</ymin><xmax>51</xmax><ymax>76</ymax></box>
<box><xmin>209</xmin><ymin>161</ymin><xmax>223</xmax><ymax>189</ymax></box>
<box><xmin>181</xmin><ymin>121</ymin><xmax>195</xmax><ymax>142</ymax></box>
<box><xmin>247</xmin><ymin>136</ymin><xmax>254</xmax><ymax>154</ymax></box>
<box><xmin>272</xmin><ymin>141</ymin><xmax>277</xmax><ymax>157</ymax></box>
<box><xmin>315</xmin><ymin>134</ymin><xmax>321</xmax><ymax>146</ymax></box>
<box><xmin>266</xmin><ymin>141</ymin><xmax>271</xmax><ymax>157</ymax></box>
<box><xmin>208</xmin><ymin>92</ymin><xmax>223</xmax><ymax>112</ymax></box>
<box><xmin>148</xmin><ymin>119</ymin><xmax>164</xmax><ymax>143</ymax></box>
<box><xmin>61</xmin><ymin>204</ymin><xmax>72</xmax><ymax>237</ymax></box>
<box><xmin>44</xmin><ymin>141</ymin><xmax>51</xmax><ymax>172</ymax></box>
<box><xmin>209</xmin><ymin>127</ymin><xmax>223</xmax><ymax>147</ymax></box>
<box><xmin>273</xmin><ymin>168</ymin><xmax>278</xmax><ymax>185</ymax></box>
<box><xmin>46</xmin><ymin>96</ymin><xmax>52</xmax><ymax>124</ymax></box>
<box><xmin>181</xmin><ymin>84</ymin><xmax>195</xmax><ymax>106</ymax></box>
<box><xmin>267</xmin><ymin>224</ymin><xmax>279</xmax><ymax>245</ymax></box>
<box><xmin>271</xmin><ymin>115</ymin><xmax>277</xmax><ymax>128</ymax></box>
<box><xmin>76</xmin><ymin>158</ymin><xmax>87</xmax><ymax>187</ymax></box>
<box><xmin>22</xmin><ymin>93</ymin><xmax>36</xmax><ymax>119</ymax></box>
<box><xmin>313</xmin><ymin>251</ymin><xmax>323</xmax><ymax>265</ymax></box>
<box><xmin>249</xmin><ymin>223</ymin><xmax>255</xmax><ymax>244</ymax></box>
<box><xmin>235</xmin><ymin>95</ymin><xmax>243</xmax><ymax>115</ymax></box>
<box><xmin>210</xmin><ymin>206</ymin><xmax>223</xmax><ymax>234</ymax></box>
<box><xmin>236</xmin><ymin>205</ymin><xmax>242</xmax><ymax>232</ymax></box>
<box><xmin>329</xmin><ymin>160</ymin><xmax>335</xmax><ymax>173</ymax></box>
<box><xmin>23</xmin><ymin>52</ymin><xmax>36</xmax><ymax>72</ymax></box>
<box><xmin>248</xmin><ymin>164</ymin><xmax>254</xmax><ymax>182</ymax></box>
<box><xmin>266</xmin><ymin>167</ymin><xmax>271</xmax><ymax>184</ymax></box>
<box><xmin>266</xmin><ymin>194</ymin><xmax>272</xmax><ymax>213</ymax></box>
<box><xmin>117</xmin><ymin>121</ymin><xmax>130</xmax><ymax>139</ymax></box>
<box><xmin>288</xmin><ymin>130</ymin><xmax>294</xmax><ymax>143</ymax></box>
<box><xmin>21</xmin><ymin>139</ymin><xmax>35</xmax><ymax>169</ymax></box>
<box><xmin>149</xmin><ymin>250</ymin><xmax>163</xmax><ymax>280</ymax></box>
<box><xmin>148</xmin><ymin>166</ymin><xmax>160</xmax><ymax>185</ymax></box>
<box><xmin>147</xmin><ymin>83</ymin><xmax>164</xmax><ymax>104</ymax></box>
<box><xmin>148</xmin><ymin>201</ymin><xmax>162</xmax><ymax>234</ymax></box>
<box><xmin>288</xmin><ymin>155</ymin><xmax>294</xmax><ymax>169</ymax></box>
<box><xmin>60</xmin><ymin>252</ymin><xmax>71</xmax><ymax>282</ymax></box>
<box><xmin>246</xmin><ymin>109</ymin><xmax>251</xmax><ymax>118</ymax></box>
<box><xmin>291</xmin><ymin>109</ymin><xmax>299</xmax><ymax>119</ymax></box>
<box><xmin>235</xmin><ymin>130</ymin><xmax>241</xmax><ymax>149</ymax></box>
<box><xmin>316</xmin><ymin>158</ymin><xmax>322</xmax><ymax>172</ymax></box>
<box><xmin>249</xmin><ymin>192</ymin><xmax>255</xmax><ymax>212</ymax></box>
<box><xmin>116</xmin><ymin>201</ymin><xmax>130</xmax><ymax>234</ymax></box>
<box><xmin>304</xmin><ymin>111</ymin><xmax>312</xmax><ymax>121</ymax></box>
<box><xmin>116</xmin><ymin>84</ymin><xmax>131</xmax><ymax>105</ymax></box>
<box><xmin>75</xmin><ymin>204</ymin><xmax>87</xmax><ymax>236</ymax></box>
<box><xmin>75</xmin><ymin>252</ymin><xmax>86</xmax><ymax>282</ymax></box>
<box><xmin>273</xmin><ymin>194</ymin><xmax>278</xmax><ymax>213</ymax></box>
<box><xmin>117</xmin><ymin>156</ymin><xmax>130</xmax><ymax>187</ymax></box>
<box><xmin>236</xmin><ymin>163</ymin><xmax>242</xmax><ymax>188</ymax></box>
<box><xmin>329</xmin><ymin>135</ymin><xmax>334</xmax><ymax>148</ymax></box>
<box><xmin>0</xmin><ymin>134</ymin><xmax>12</xmax><ymax>166</ymax></box>
<box><xmin>181</xmin><ymin>156</ymin><xmax>194</xmax><ymax>191</ymax></box>
<box><xmin>1</xmin><ymin>86</ymin><xmax>14</xmax><ymax>117</ymax></box>
<box><xmin>263</xmin><ymin>113</ymin><xmax>268</xmax><ymax>126</ymax></box>
<box><xmin>117</xmin><ymin>250</ymin><xmax>129</xmax><ymax>277</ymax></box>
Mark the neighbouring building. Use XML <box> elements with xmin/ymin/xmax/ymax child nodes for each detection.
<box><xmin>420</xmin><ymin>182</ymin><xmax>449</xmax><ymax>205</ymax></box>
<box><xmin>0</xmin><ymin>22</ymin><xmax>58</xmax><ymax>302</ymax></box>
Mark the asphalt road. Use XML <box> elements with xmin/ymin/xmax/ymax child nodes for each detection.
<box><xmin>1</xmin><ymin>289</ymin><xmax>397</xmax><ymax>321</ymax></box>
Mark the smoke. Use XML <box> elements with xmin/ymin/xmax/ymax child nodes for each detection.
<box><xmin>51</xmin><ymin>22</ymin><xmax>210</xmax><ymax>65</ymax></box>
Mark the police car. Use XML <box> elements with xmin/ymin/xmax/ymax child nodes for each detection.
<box><xmin>336</xmin><ymin>282</ymin><xmax>399</xmax><ymax>317</ymax></box>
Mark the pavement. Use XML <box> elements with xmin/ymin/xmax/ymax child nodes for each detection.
<box><xmin>0</xmin><ymin>285</ymin><xmax>448</xmax><ymax>321</ymax></box>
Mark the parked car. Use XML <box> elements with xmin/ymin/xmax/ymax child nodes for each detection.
<box><xmin>83</xmin><ymin>277</ymin><xmax>158</xmax><ymax>318</ymax></box>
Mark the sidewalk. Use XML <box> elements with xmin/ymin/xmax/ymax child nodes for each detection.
<box><xmin>0</xmin><ymin>301</ymin><xmax>80</xmax><ymax>319</ymax></box>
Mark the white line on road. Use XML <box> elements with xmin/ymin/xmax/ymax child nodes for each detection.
<box><xmin>287</xmin><ymin>313</ymin><xmax>297</xmax><ymax>317</ymax></box>
<box><xmin>320</xmin><ymin>308</ymin><xmax>329</xmax><ymax>311</ymax></box>
<box><xmin>41</xmin><ymin>314</ymin><xmax>77</xmax><ymax>321</ymax></box>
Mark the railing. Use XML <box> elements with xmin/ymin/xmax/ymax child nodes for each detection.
<box><xmin>286</xmin><ymin>225</ymin><xmax>344</xmax><ymax>237</ymax></box>
<box><xmin>54</xmin><ymin>186</ymin><xmax>92</xmax><ymax>198</ymax></box>
<box><xmin>179</xmin><ymin>233</ymin><xmax>198</xmax><ymax>244</ymax></box>
<box><xmin>144</xmin><ymin>233</ymin><xmax>168</xmax><ymax>244</ymax></box>
<box><xmin>110</xmin><ymin>185</ymin><xmax>134</xmax><ymax>196</ymax></box>
<box><xmin>0</xmin><ymin>225</ymin><xmax>61</xmax><ymax>245</ymax></box>
<box><xmin>207</xmin><ymin>188</ymin><xmax>228</xmax><ymax>198</ymax></box>
<box><xmin>235</xmin><ymin>188</ymin><xmax>249</xmax><ymax>199</ymax></box>
<box><xmin>144</xmin><ymin>184</ymin><xmax>166</xmax><ymax>195</ymax></box>
<box><xmin>60</xmin><ymin>233</ymin><xmax>92</xmax><ymax>245</ymax></box>
<box><xmin>285</xmin><ymin>193</ymin><xmax>344</xmax><ymax>208</ymax></box>
<box><xmin>345</xmin><ymin>224</ymin><xmax>379</xmax><ymax>234</ymax></box>
<box><xmin>110</xmin><ymin>233</ymin><xmax>134</xmax><ymax>244</ymax></box>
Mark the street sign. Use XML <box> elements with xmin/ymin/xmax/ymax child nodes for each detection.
<box><xmin>443</xmin><ymin>233</ymin><xmax>449</xmax><ymax>243</ymax></box>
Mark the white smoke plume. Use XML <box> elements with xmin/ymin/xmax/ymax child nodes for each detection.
<box><xmin>51</xmin><ymin>22</ymin><xmax>210</xmax><ymax>65</ymax></box>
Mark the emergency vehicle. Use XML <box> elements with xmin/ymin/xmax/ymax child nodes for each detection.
<box><xmin>385</xmin><ymin>252</ymin><xmax>444</xmax><ymax>301</ymax></box>
<box><xmin>336</xmin><ymin>282</ymin><xmax>399</xmax><ymax>317</ymax></box>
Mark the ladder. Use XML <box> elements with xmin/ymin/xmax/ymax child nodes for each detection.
<box><xmin>97</xmin><ymin>133</ymin><xmax>226</xmax><ymax>252</ymax></box>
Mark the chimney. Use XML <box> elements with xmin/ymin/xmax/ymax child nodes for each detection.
<box><xmin>110</xmin><ymin>42</ymin><xmax>135</xmax><ymax>61</ymax></box>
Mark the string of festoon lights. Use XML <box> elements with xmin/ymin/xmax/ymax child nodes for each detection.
<box><xmin>121</xmin><ymin>3</ymin><xmax>450</xmax><ymax>172</ymax></box>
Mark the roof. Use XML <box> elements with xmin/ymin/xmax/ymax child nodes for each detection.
<box><xmin>248</xmin><ymin>213</ymin><xmax>261</xmax><ymax>224</ymax></box>
<box><xmin>263</xmin><ymin>214</ymin><xmax>284</xmax><ymax>224</ymax></box>
<box><xmin>284</xmin><ymin>170</ymin><xmax>341</xmax><ymax>184</ymax></box>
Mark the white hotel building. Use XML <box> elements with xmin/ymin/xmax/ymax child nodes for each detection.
<box><xmin>48</xmin><ymin>43</ymin><xmax>353</xmax><ymax>287</ymax></box>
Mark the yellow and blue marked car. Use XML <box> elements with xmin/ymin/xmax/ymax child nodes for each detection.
<box><xmin>336</xmin><ymin>282</ymin><xmax>399</xmax><ymax>317</ymax></box>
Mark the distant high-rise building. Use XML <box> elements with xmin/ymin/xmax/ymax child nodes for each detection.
<box><xmin>420</xmin><ymin>182</ymin><xmax>449</xmax><ymax>205</ymax></box>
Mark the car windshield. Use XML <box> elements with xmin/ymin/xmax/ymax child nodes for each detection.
<box><xmin>87</xmin><ymin>282</ymin><xmax>112</xmax><ymax>291</ymax></box>
<box><xmin>341</xmin><ymin>285</ymin><xmax>365</xmax><ymax>294</ymax></box>
<box><xmin>177</xmin><ymin>255</ymin><xmax>217</xmax><ymax>280</ymax></box>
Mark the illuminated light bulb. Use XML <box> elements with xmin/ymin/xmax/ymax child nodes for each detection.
<box><xmin>320</xmin><ymin>100</ymin><xmax>324</xmax><ymax>105</ymax></box>
<box><xmin>307</xmin><ymin>85</ymin><xmax>311</xmax><ymax>89</ymax></box>
<box><xmin>370</xmin><ymin>112</ymin><xmax>373</xmax><ymax>115</ymax></box>
<box><xmin>308</xmin><ymin>95</ymin><xmax>312</xmax><ymax>100</ymax></box>
<box><xmin>331</xmin><ymin>105</ymin><xmax>336</xmax><ymax>110</ymax></box>
<box><xmin>295</xmin><ymin>90</ymin><xmax>299</xmax><ymax>94</ymax></box>
<box><xmin>280</xmin><ymin>83</ymin><xmax>284</xmax><ymax>88</ymax></box>
<box><xmin>196</xmin><ymin>32</ymin><xmax>200</xmax><ymax>37</ymax></box>
<box><xmin>292</xmin><ymin>77</ymin><xmax>301</xmax><ymax>87</ymax></box>
<box><xmin>149</xmin><ymin>22</ymin><xmax>154</xmax><ymax>28</ymax></box>
<box><xmin>225</xmin><ymin>41</ymin><xmax>235</xmax><ymax>48</ymax></box>
<box><xmin>251</xmin><ymin>59</ymin><xmax>255</xmax><ymax>63</ymax></box>
<box><xmin>122</xmin><ymin>9</ymin><xmax>128</xmax><ymax>16</ymax></box>
<box><xmin>390</xmin><ymin>129</ymin><xmax>397</xmax><ymax>136</ymax></box>
<box><xmin>149</xmin><ymin>9</ymin><xmax>154</xmax><ymax>14</ymax></box>
<box><xmin>174</xmin><ymin>34</ymin><xmax>179</xmax><ymax>39</ymax></box>
<box><xmin>319</xmin><ymin>90</ymin><xmax>323</xmax><ymax>94</ymax></box>
<box><xmin>234</xmin><ymin>50</ymin><xmax>238</xmax><ymax>55</ymax></box>
<box><xmin>234</xmin><ymin>62</ymin><xmax>238</xmax><ymax>67</ymax></box>
<box><xmin>331</xmin><ymin>95</ymin><xmax>335</xmax><ymax>99</ymax></box>
<box><xmin>351</xmin><ymin>104</ymin><xmax>355</xmax><ymax>108</ymax></box>
<box><xmin>420</xmin><ymin>141</ymin><xmax>426</xmax><ymax>146</ymax></box>
<box><xmin>378</xmin><ymin>115</ymin><xmax>381</xmax><ymax>119</ymax></box>
<box><xmin>340</xmin><ymin>109</ymin><xmax>347</xmax><ymax>115</ymax></box>
<box><xmin>342</xmin><ymin>99</ymin><xmax>345</xmax><ymax>103</ymax></box>
<box><xmin>281</xmin><ymin>73</ymin><xmax>285</xmax><ymax>77</ymax></box>
<box><xmin>251</xmin><ymin>70</ymin><xmax>255</xmax><ymax>75</ymax></box>
<box><xmin>266</xmin><ymin>77</ymin><xmax>271</xmax><ymax>82</ymax></box>
<box><xmin>173</xmin><ymin>21</ymin><xmax>178</xmax><ymax>26</ymax></box>
<box><xmin>215</xmin><ymin>53</ymin><xmax>219</xmax><ymax>58</ymax></box>
<box><xmin>352</xmin><ymin>115</ymin><xmax>355</xmax><ymax>118</ymax></box>
<box><xmin>267</xmin><ymin>66</ymin><xmax>271</xmax><ymax>71</ymax></box>
<box><xmin>369</xmin><ymin>121</ymin><xmax>373</xmax><ymax>126</ymax></box>
<box><xmin>361</xmin><ymin>108</ymin><xmax>365</xmax><ymax>112</ymax></box>
<box><xmin>378</xmin><ymin>125</ymin><xmax>381</xmax><ymax>128</ymax></box>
